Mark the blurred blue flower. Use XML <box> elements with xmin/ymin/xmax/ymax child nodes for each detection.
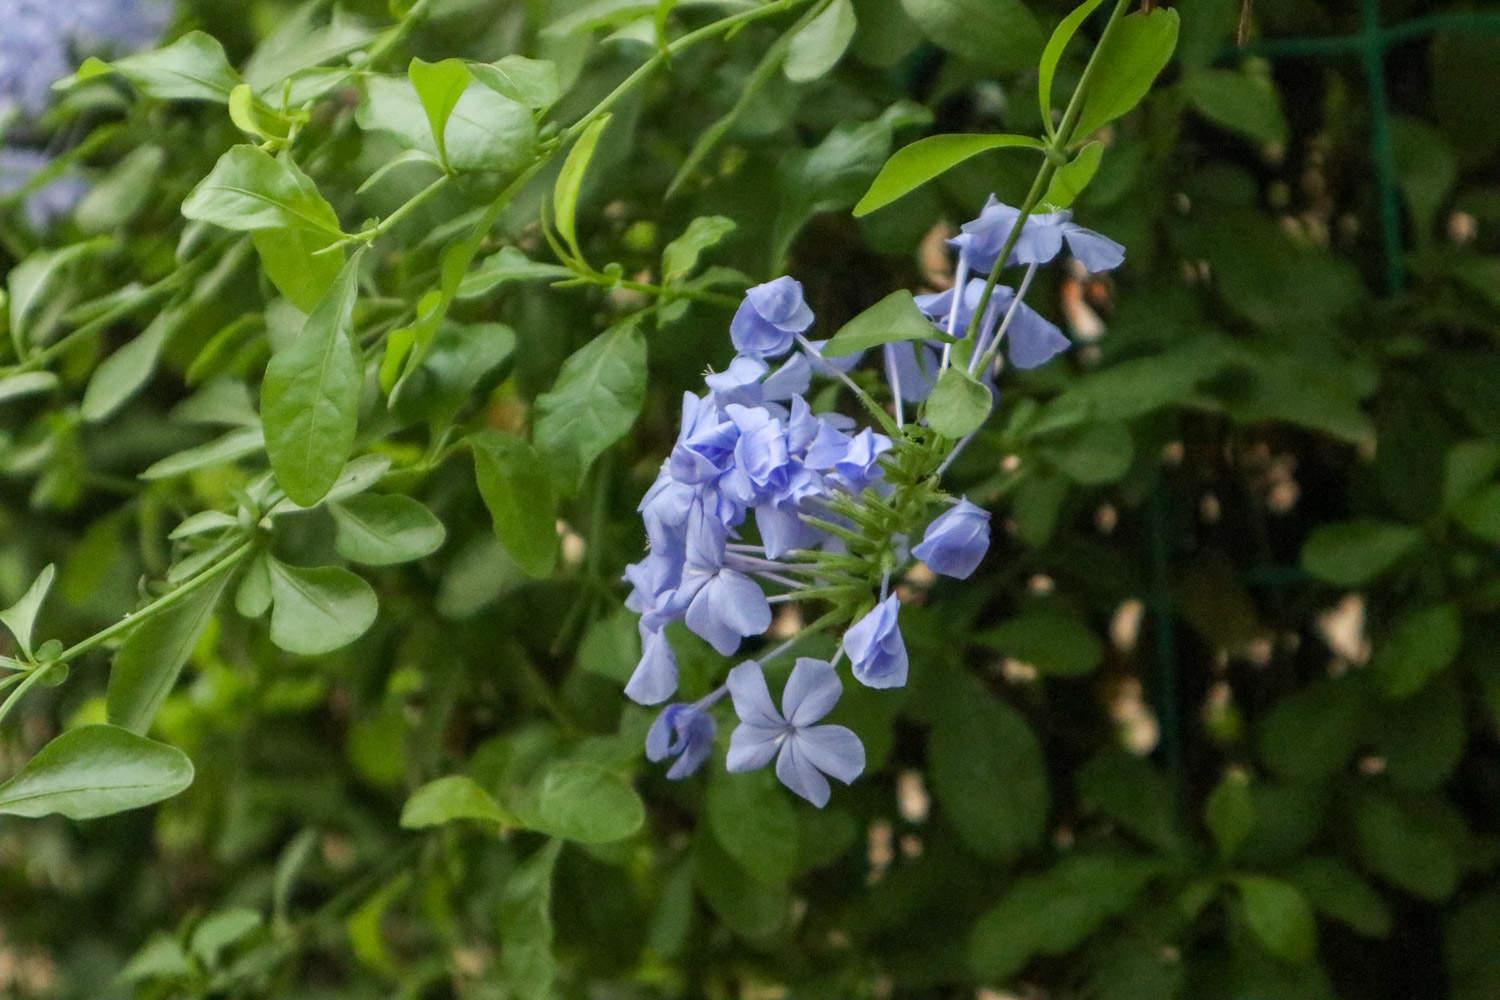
<box><xmin>725</xmin><ymin>658</ymin><xmax>865</xmax><ymax>807</ymax></box>
<box><xmin>913</xmin><ymin>498</ymin><xmax>991</xmax><ymax>579</ymax></box>
<box><xmin>843</xmin><ymin>594</ymin><xmax>908</xmax><ymax>689</ymax></box>
<box><xmin>730</xmin><ymin>276</ymin><xmax>814</xmax><ymax>359</ymax></box>
<box><xmin>646</xmin><ymin>700</ymin><xmax>717</xmax><ymax>779</ymax></box>
<box><xmin>951</xmin><ymin>196</ymin><xmax>1124</xmax><ymax>274</ymax></box>
<box><xmin>0</xmin><ymin>149</ymin><xmax>87</xmax><ymax>229</ymax></box>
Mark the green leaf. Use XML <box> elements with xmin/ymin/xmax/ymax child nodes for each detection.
<box><xmin>707</xmin><ymin>771</ymin><xmax>799</xmax><ymax>886</ymax></box>
<box><xmin>1076</xmin><ymin>750</ymin><xmax>1182</xmax><ymax>852</ymax></box>
<box><xmin>854</xmin><ymin>132</ymin><xmax>1044</xmax><ymax>217</ymax></box>
<box><xmin>0</xmin><ymin>565</ymin><xmax>54</xmax><ymax>659</ymax></box>
<box><xmin>1182</xmin><ymin>68</ymin><xmax>1289</xmax><ymax>145</ymax></box>
<box><xmin>929</xmin><ymin>672</ymin><xmax>1047</xmax><ymax>862</ymax></box>
<box><xmin>1354</xmin><ymin>792</ymin><xmax>1459</xmax><ymax>901</ymax></box>
<box><xmin>356</xmin><ymin>75</ymin><xmax>537</xmax><ymax>175</ymax></box>
<box><xmin>533</xmin><ymin>322</ymin><xmax>648</xmax><ymax>490</ymax></box>
<box><xmin>0</xmin><ymin>372</ymin><xmax>60</xmax><ymax>404</ymax></box>
<box><xmin>821</xmin><ymin>290</ymin><xmax>939</xmax><ymax>357</ymax></box>
<box><xmin>976</xmin><ymin>605</ymin><xmax>1102</xmax><ymax>676</ymax></box>
<box><xmin>1074</xmin><ymin>7</ymin><xmax>1180</xmax><ymax>138</ymax></box>
<box><xmin>457</xmin><ymin>246</ymin><xmax>572</xmax><ymax>299</ymax></box>
<box><xmin>400</xmin><ymin>775</ymin><xmax>514</xmax><ymax>828</ymax></box>
<box><xmin>8</xmin><ymin>239</ymin><xmax>115</xmax><ymax>358</ymax></box>
<box><xmin>1453</xmin><ymin>484</ymin><xmax>1500</xmax><ymax>542</ymax></box>
<box><xmin>522</xmin><ymin>761</ymin><xmax>645</xmax><ymax>844</ymax></box>
<box><xmin>899</xmin><ymin>0</ymin><xmax>1044</xmax><ymax>73</ymax></box>
<box><xmin>926</xmin><ymin>367</ymin><xmax>992</xmax><ymax>438</ymax></box>
<box><xmin>1446</xmin><ymin>889</ymin><xmax>1500</xmax><ymax>1000</ymax></box>
<box><xmin>106</xmin><ymin>570</ymin><xmax>232</xmax><ymax>734</ymax></box>
<box><xmin>970</xmin><ymin>853</ymin><xmax>1164</xmax><ymax>980</ymax></box>
<box><xmin>661</xmin><ymin>216</ymin><xmax>736</xmax><ymax>284</ymax></box>
<box><xmin>1234</xmin><ymin>875</ymin><xmax>1317</xmax><ymax>964</ymax></box>
<box><xmin>1288</xmin><ymin>857</ymin><xmax>1392</xmax><ymax>938</ymax></box>
<box><xmin>1035</xmin><ymin>421</ymin><xmax>1133</xmax><ymax>485</ymax></box>
<box><xmin>1370</xmin><ymin>602</ymin><xmax>1461</xmax><ymax>699</ymax></box>
<box><xmin>470</xmin><ymin>56</ymin><xmax>561</xmax><ymax>109</ymax></box>
<box><xmin>471</xmin><ymin>430</ymin><xmax>559</xmax><ymax>578</ymax></box>
<box><xmin>1300</xmin><ymin>520</ymin><xmax>1421</xmax><ymax>586</ymax></box>
<box><xmin>554</xmin><ymin>114</ymin><xmax>611</xmax><ymax>260</ymax></box>
<box><xmin>252</xmin><ymin>227</ymin><xmax>345</xmax><ymax>313</ymax></box>
<box><xmin>1369</xmin><ymin>676</ymin><xmax>1465</xmax><ymax>791</ymax></box>
<box><xmin>76</xmin><ymin>145</ymin><xmax>166</xmax><ymax>234</ymax></box>
<box><xmin>1205</xmin><ymin>769</ymin><xmax>1254</xmax><ymax>860</ymax></box>
<box><xmin>183</xmin><ymin>146</ymin><xmax>343</xmax><ymax>237</ymax></box>
<box><xmin>1042</xmin><ymin>140</ymin><xmax>1104</xmax><ymax>209</ymax></box>
<box><xmin>140</xmin><ymin>427</ymin><xmax>266</xmax><ymax>480</ymax></box>
<box><xmin>190</xmin><ymin>908</ymin><xmax>262</xmax><ymax>966</ymax></box>
<box><xmin>66</xmin><ymin>31</ymin><xmax>241</xmax><ymax>103</ymax></box>
<box><xmin>242</xmin><ymin>5</ymin><xmax>377</xmax><ymax>94</ymax></box>
<box><xmin>0</xmin><ymin>725</ymin><xmax>194</xmax><ymax>820</ymax></box>
<box><xmin>235</xmin><ymin>552</ymin><xmax>273</xmax><ymax>618</ymax></box>
<box><xmin>784</xmin><ymin>0</ymin><xmax>858</xmax><ymax>82</ymax></box>
<box><xmin>330</xmin><ymin>494</ymin><xmax>446</xmax><ymax>566</ymax></box>
<box><xmin>81</xmin><ymin>306</ymin><xmax>182</xmax><ymax>423</ymax></box>
<box><xmin>498</xmin><ymin>841</ymin><xmax>563</xmax><ymax>1000</ymax></box>
<box><xmin>267</xmin><ymin>560</ymin><xmax>378</xmax><ymax>656</ymax></box>
<box><xmin>1038</xmin><ymin>0</ymin><xmax>1108</xmax><ymax>130</ymax></box>
<box><xmin>261</xmin><ymin>253</ymin><xmax>364</xmax><ymax>507</ymax></box>
<box><xmin>1392</xmin><ymin>116</ymin><xmax>1458</xmax><ymax>244</ymax></box>
<box><xmin>1258</xmin><ymin>678</ymin><xmax>1367</xmax><ymax>782</ymax></box>
<box><xmin>408</xmin><ymin>58</ymin><xmax>472</xmax><ymax>171</ymax></box>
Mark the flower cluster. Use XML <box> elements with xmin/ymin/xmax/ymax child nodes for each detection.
<box><xmin>624</xmin><ymin>195</ymin><xmax>1123</xmax><ymax>806</ymax></box>
<box><xmin>1</xmin><ymin>0</ymin><xmax>171</xmax><ymax>227</ymax></box>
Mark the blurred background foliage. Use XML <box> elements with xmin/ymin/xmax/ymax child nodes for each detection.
<box><xmin>2</xmin><ymin>0</ymin><xmax>1500</xmax><ymax>997</ymax></box>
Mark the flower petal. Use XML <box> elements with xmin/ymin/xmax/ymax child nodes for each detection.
<box><xmin>781</xmin><ymin>657</ymin><xmax>842</xmax><ymax>728</ymax></box>
<box><xmin>1063</xmin><ymin>223</ymin><xmax>1125</xmax><ymax>273</ymax></box>
<box><xmin>727</xmin><ymin>722</ymin><xmax>783</xmax><ymax>772</ymax></box>
<box><xmin>775</xmin><ymin>740</ymin><xmax>831</xmax><ymax>807</ymax></box>
<box><xmin>726</xmin><ymin>660</ymin><xmax>782</xmax><ymax>728</ymax></box>
<box><xmin>796</xmin><ymin>724</ymin><xmax>865</xmax><ymax>784</ymax></box>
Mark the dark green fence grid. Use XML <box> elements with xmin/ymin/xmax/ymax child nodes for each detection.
<box><xmin>1148</xmin><ymin>1</ymin><xmax>1500</xmax><ymax>790</ymax></box>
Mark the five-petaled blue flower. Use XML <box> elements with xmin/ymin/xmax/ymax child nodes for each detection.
<box><xmin>843</xmin><ymin>594</ymin><xmax>909</xmax><ymax>689</ymax></box>
<box><xmin>646</xmin><ymin>701</ymin><xmax>717</xmax><ymax>779</ymax></box>
<box><xmin>913</xmin><ymin>498</ymin><xmax>991</xmax><ymax>579</ymax></box>
<box><xmin>731</xmin><ymin>276</ymin><xmax>814</xmax><ymax>359</ymax></box>
<box><xmin>952</xmin><ymin>196</ymin><xmax>1124</xmax><ymax>274</ymax></box>
<box><xmin>726</xmin><ymin>658</ymin><xmax>865</xmax><ymax>807</ymax></box>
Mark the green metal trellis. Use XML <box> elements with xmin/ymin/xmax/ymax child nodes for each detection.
<box><xmin>1147</xmin><ymin>1</ymin><xmax>1500</xmax><ymax>788</ymax></box>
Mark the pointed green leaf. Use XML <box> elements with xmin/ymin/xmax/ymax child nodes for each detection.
<box><xmin>106</xmin><ymin>569</ymin><xmax>232</xmax><ymax>734</ymax></box>
<box><xmin>784</xmin><ymin>0</ymin><xmax>858</xmax><ymax>82</ymax></box>
<box><xmin>926</xmin><ymin>367</ymin><xmax>992</xmax><ymax>438</ymax></box>
<box><xmin>183</xmin><ymin>145</ymin><xmax>343</xmax><ymax>237</ymax></box>
<box><xmin>533</xmin><ymin>322</ymin><xmax>647</xmax><ymax>490</ymax></box>
<box><xmin>1234</xmin><ymin>875</ymin><xmax>1317</xmax><ymax>964</ymax></box>
<box><xmin>408</xmin><ymin>58</ymin><xmax>472</xmax><ymax>171</ymax></box>
<box><xmin>0</xmin><ymin>565</ymin><xmax>55</xmax><ymax>659</ymax></box>
<box><xmin>261</xmin><ymin>253</ymin><xmax>364</xmax><ymax>506</ymax></box>
<box><xmin>854</xmin><ymin>133</ymin><xmax>1044</xmax><ymax>217</ymax></box>
<box><xmin>64</xmin><ymin>31</ymin><xmax>241</xmax><ymax>103</ymax></box>
<box><xmin>81</xmin><ymin>306</ymin><xmax>183</xmax><ymax>423</ymax></box>
<box><xmin>1205</xmin><ymin>768</ymin><xmax>1254</xmax><ymax>860</ymax></box>
<box><xmin>1073</xmin><ymin>7</ymin><xmax>1180</xmax><ymax>138</ymax></box>
<box><xmin>498</xmin><ymin>841</ymin><xmax>563</xmax><ymax>999</ymax></box>
<box><xmin>401</xmin><ymin>775</ymin><xmax>515</xmax><ymax>828</ymax></box>
<box><xmin>1038</xmin><ymin>0</ymin><xmax>1108</xmax><ymax>130</ymax></box>
<box><xmin>822</xmin><ymin>290</ymin><xmax>940</xmax><ymax>356</ymax></box>
<box><xmin>471</xmin><ymin>430</ymin><xmax>558</xmax><ymax>578</ymax></box>
<box><xmin>553</xmin><ymin>114</ymin><xmax>611</xmax><ymax>259</ymax></box>
<box><xmin>469</xmin><ymin>56</ymin><xmax>561</xmax><ymax>109</ymax></box>
<box><xmin>1042</xmin><ymin>140</ymin><xmax>1104</xmax><ymax>209</ymax></box>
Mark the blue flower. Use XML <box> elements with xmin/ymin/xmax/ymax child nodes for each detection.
<box><xmin>951</xmin><ymin>196</ymin><xmax>1124</xmax><ymax>274</ymax></box>
<box><xmin>725</xmin><ymin>659</ymin><xmax>865</xmax><ymax>807</ymax></box>
<box><xmin>843</xmin><ymin>594</ymin><xmax>908</xmax><ymax>689</ymax></box>
<box><xmin>913</xmin><ymin>498</ymin><xmax>991</xmax><ymax>579</ymax></box>
<box><xmin>625</xmin><ymin>624</ymin><xmax>679</xmax><ymax>704</ymax></box>
<box><xmin>646</xmin><ymin>701</ymin><xmax>717</xmax><ymax>779</ymax></box>
<box><xmin>731</xmin><ymin>276</ymin><xmax>814</xmax><ymax>359</ymax></box>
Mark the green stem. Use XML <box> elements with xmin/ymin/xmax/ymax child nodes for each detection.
<box><xmin>960</xmin><ymin>0</ymin><xmax>1134</xmax><ymax>370</ymax></box>
<box><xmin>356</xmin><ymin>0</ymin><xmax>437</xmax><ymax>71</ymax></box>
<box><xmin>358</xmin><ymin>174</ymin><xmax>453</xmax><ymax>244</ymax></box>
<box><xmin>562</xmin><ymin>0</ymin><xmax>815</xmax><ymax>144</ymax></box>
<box><xmin>56</xmin><ymin>540</ymin><xmax>253</xmax><ymax>666</ymax></box>
<box><xmin>0</xmin><ymin>663</ymin><xmax>58</xmax><ymax>730</ymax></box>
